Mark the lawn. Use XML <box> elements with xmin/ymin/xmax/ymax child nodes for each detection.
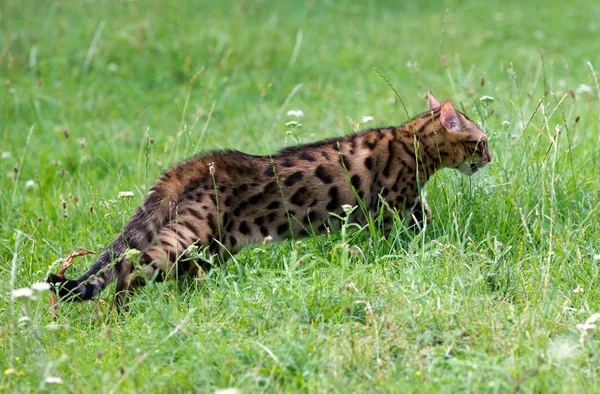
<box><xmin>2</xmin><ymin>0</ymin><xmax>600</xmax><ymax>392</ymax></box>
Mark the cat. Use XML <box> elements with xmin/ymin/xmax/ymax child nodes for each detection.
<box><xmin>47</xmin><ymin>92</ymin><xmax>491</xmax><ymax>307</ymax></box>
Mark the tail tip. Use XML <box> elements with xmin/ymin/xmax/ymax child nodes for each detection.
<box><xmin>46</xmin><ymin>274</ymin><xmax>85</xmax><ymax>301</ymax></box>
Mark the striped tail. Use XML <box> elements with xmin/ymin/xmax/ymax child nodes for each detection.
<box><xmin>47</xmin><ymin>180</ymin><xmax>181</xmax><ymax>301</ymax></box>
<box><xmin>46</xmin><ymin>237</ymin><xmax>129</xmax><ymax>301</ymax></box>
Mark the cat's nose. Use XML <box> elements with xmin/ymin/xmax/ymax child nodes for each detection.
<box><xmin>485</xmin><ymin>151</ymin><xmax>492</xmax><ymax>163</ymax></box>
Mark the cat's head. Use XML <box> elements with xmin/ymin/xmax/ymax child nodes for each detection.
<box><xmin>428</xmin><ymin>91</ymin><xmax>492</xmax><ymax>176</ymax></box>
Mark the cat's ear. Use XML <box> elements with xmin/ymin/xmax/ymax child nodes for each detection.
<box><xmin>428</xmin><ymin>91</ymin><xmax>441</xmax><ymax>110</ymax></box>
<box><xmin>440</xmin><ymin>100</ymin><xmax>463</xmax><ymax>132</ymax></box>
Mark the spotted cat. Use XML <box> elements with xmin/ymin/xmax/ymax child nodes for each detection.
<box><xmin>48</xmin><ymin>92</ymin><xmax>491</xmax><ymax>306</ymax></box>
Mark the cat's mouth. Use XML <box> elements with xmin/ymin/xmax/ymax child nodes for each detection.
<box><xmin>470</xmin><ymin>162</ymin><xmax>479</xmax><ymax>174</ymax></box>
<box><xmin>457</xmin><ymin>161</ymin><xmax>486</xmax><ymax>176</ymax></box>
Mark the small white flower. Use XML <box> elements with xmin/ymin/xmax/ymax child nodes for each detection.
<box><xmin>215</xmin><ymin>389</ymin><xmax>241</xmax><ymax>394</ymax></box>
<box><xmin>286</xmin><ymin>110</ymin><xmax>305</xmax><ymax>118</ymax></box>
<box><xmin>285</xmin><ymin>121</ymin><xmax>302</xmax><ymax>127</ymax></box>
<box><xmin>31</xmin><ymin>282</ymin><xmax>51</xmax><ymax>292</ymax></box>
<box><xmin>44</xmin><ymin>376</ymin><xmax>64</xmax><ymax>385</ymax></box>
<box><xmin>502</xmin><ymin>120</ymin><xmax>510</xmax><ymax>128</ymax></box>
<box><xmin>575</xmin><ymin>84</ymin><xmax>592</xmax><ymax>94</ymax></box>
<box><xmin>342</xmin><ymin>204</ymin><xmax>355</xmax><ymax>215</ymax></box>
<box><xmin>533</xmin><ymin>30</ymin><xmax>545</xmax><ymax>41</ymax></box>
<box><xmin>573</xmin><ymin>287</ymin><xmax>584</xmax><ymax>294</ymax></box>
<box><xmin>360</xmin><ymin>116</ymin><xmax>374</xmax><ymax>124</ymax></box>
<box><xmin>11</xmin><ymin>288</ymin><xmax>35</xmax><ymax>301</ymax></box>
<box><xmin>25</xmin><ymin>180</ymin><xmax>37</xmax><ymax>189</ymax></box>
<box><xmin>117</xmin><ymin>191</ymin><xmax>134</xmax><ymax>199</ymax></box>
<box><xmin>576</xmin><ymin>313</ymin><xmax>600</xmax><ymax>345</ymax></box>
<box><xmin>480</xmin><ymin>95</ymin><xmax>495</xmax><ymax>105</ymax></box>
<box><xmin>1</xmin><ymin>152</ymin><xmax>10</xmax><ymax>159</ymax></box>
<box><xmin>406</xmin><ymin>60</ymin><xmax>418</xmax><ymax>69</ymax></box>
<box><xmin>594</xmin><ymin>254</ymin><xmax>600</xmax><ymax>261</ymax></box>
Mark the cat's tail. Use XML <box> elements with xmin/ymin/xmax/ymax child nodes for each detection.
<box><xmin>46</xmin><ymin>235</ymin><xmax>133</xmax><ymax>301</ymax></box>
<box><xmin>46</xmin><ymin>176</ymin><xmax>185</xmax><ymax>301</ymax></box>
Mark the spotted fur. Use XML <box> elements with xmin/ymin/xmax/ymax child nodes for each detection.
<box><xmin>47</xmin><ymin>92</ymin><xmax>491</xmax><ymax>306</ymax></box>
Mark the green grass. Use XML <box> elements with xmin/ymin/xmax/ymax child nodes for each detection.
<box><xmin>2</xmin><ymin>0</ymin><xmax>600</xmax><ymax>392</ymax></box>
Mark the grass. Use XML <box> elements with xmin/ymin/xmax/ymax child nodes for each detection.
<box><xmin>2</xmin><ymin>0</ymin><xmax>600</xmax><ymax>392</ymax></box>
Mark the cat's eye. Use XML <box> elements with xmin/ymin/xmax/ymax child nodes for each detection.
<box><xmin>467</xmin><ymin>146</ymin><xmax>477</xmax><ymax>154</ymax></box>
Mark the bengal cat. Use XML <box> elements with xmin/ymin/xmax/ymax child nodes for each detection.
<box><xmin>47</xmin><ymin>92</ymin><xmax>491</xmax><ymax>306</ymax></box>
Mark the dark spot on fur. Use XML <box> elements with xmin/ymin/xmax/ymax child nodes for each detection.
<box><xmin>326</xmin><ymin>186</ymin><xmax>339</xmax><ymax>211</ymax></box>
<box><xmin>285</xmin><ymin>171</ymin><xmax>304</xmax><ymax>187</ymax></box>
<box><xmin>340</xmin><ymin>155</ymin><xmax>351</xmax><ymax>171</ymax></box>
<box><xmin>364</xmin><ymin>157</ymin><xmax>373</xmax><ymax>170</ymax></box>
<box><xmin>363</xmin><ymin>138</ymin><xmax>377</xmax><ymax>150</ymax></box>
<box><xmin>290</xmin><ymin>187</ymin><xmax>309</xmax><ymax>206</ymax></box>
<box><xmin>248</xmin><ymin>193</ymin><xmax>264</xmax><ymax>205</ymax></box>
<box><xmin>350</xmin><ymin>174</ymin><xmax>361</xmax><ymax>190</ymax></box>
<box><xmin>267</xmin><ymin>201</ymin><xmax>280</xmax><ymax>210</ymax></box>
<box><xmin>263</xmin><ymin>181</ymin><xmax>277</xmax><ymax>195</ymax></box>
<box><xmin>383</xmin><ymin>140</ymin><xmax>394</xmax><ymax>177</ymax></box>
<box><xmin>277</xmin><ymin>223</ymin><xmax>289</xmax><ymax>235</ymax></box>
<box><xmin>315</xmin><ymin>165</ymin><xmax>333</xmax><ymax>184</ymax></box>
<box><xmin>188</xmin><ymin>209</ymin><xmax>203</xmax><ymax>221</ymax></box>
<box><xmin>300</xmin><ymin>152</ymin><xmax>316</xmax><ymax>162</ymax></box>
<box><xmin>239</xmin><ymin>221</ymin><xmax>251</xmax><ymax>235</ymax></box>
<box><xmin>207</xmin><ymin>213</ymin><xmax>218</xmax><ymax>236</ymax></box>
<box><xmin>267</xmin><ymin>212</ymin><xmax>278</xmax><ymax>222</ymax></box>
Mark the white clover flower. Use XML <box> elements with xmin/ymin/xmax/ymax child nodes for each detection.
<box><xmin>11</xmin><ymin>288</ymin><xmax>35</xmax><ymax>301</ymax></box>
<box><xmin>31</xmin><ymin>282</ymin><xmax>51</xmax><ymax>292</ymax></box>
<box><xmin>502</xmin><ymin>120</ymin><xmax>510</xmax><ymax>128</ymax></box>
<box><xmin>286</xmin><ymin>110</ymin><xmax>305</xmax><ymax>118</ymax></box>
<box><xmin>1</xmin><ymin>152</ymin><xmax>11</xmax><ymax>159</ymax></box>
<box><xmin>576</xmin><ymin>84</ymin><xmax>592</xmax><ymax>94</ymax></box>
<box><xmin>360</xmin><ymin>116</ymin><xmax>374</xmax><ymax>124</ymax></box>
<box><xmin>594</xmin><ymin>254</ymin><xmax>600</xmax><ymax>261</ymax></box>
<box><xmin>44</xmin><ymin>376</ymin><xmax>64</xmax><ymax>385</ymax></box>
<box><xmin>573</xmin><ymin>287</ymin><xmax>584</xmax><ymax>294</ymax></box>
<box><xmin>25</xmin><ymin>180</ymin><xmax>37</xmax><ymax>189</ymax></box>
<box><xmin>480</xmin><ymin>95</ymin><xmax>495</xmax><ymax>105</ymax></box>
<box><xmin>285</xmin><ymin>121</ymin><xmax>302</xmax><ymax>127</ymax></box>
<box><xmin>117</xmin><ymin>191</ymin><xmax>134</xmax><ymax>199</ymax></box>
